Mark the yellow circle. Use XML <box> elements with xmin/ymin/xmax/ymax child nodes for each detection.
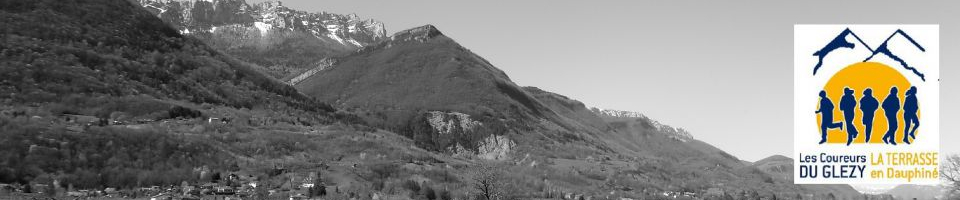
<box><xmin>816</xmin><ymin>62</ymin><xmax>919</xmax><ymax>144</ymax></box>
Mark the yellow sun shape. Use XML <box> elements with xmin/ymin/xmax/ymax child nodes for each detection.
<box><xmin>817</xmin><ymin>62</ymin><xmax>918</xmax><ymax>144</ymax></box>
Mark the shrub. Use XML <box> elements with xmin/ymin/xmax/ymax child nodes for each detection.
<box><xmin>403</xmin><ymin>179</ymin><xmax>420</xmax><ymax>194</ymax></box>
<box><xmin>422</xmin><ymin>185</ymin><xmax>436</xmax><ymax>200</ymax></box>
<box><xmin>167</xmin><ymin>105</ymin><xmax>202</xmax><ymax>119</ymax></box>
<box><xmin>438</xmin><ymin>189</ymin><xmax>452</xmax><ymax>200</ymax></box>
<box><xmin>370</xmin><ymin>162</ymin><xmax>398</xmax><ymax>180</ymax></box>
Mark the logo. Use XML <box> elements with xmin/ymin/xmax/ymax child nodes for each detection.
<box><xmin>794</xmin><ymin>25</ymin><xmax>939</xmax><ymax>184</ymax></box>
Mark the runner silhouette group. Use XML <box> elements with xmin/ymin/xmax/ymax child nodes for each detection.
<box><xmin>816</xmin><ymin>86</ymin><xmax>919</xmax><ymax>145</ymax></box>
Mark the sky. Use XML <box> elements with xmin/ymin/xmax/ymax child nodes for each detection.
<box><xmin>252</xmin><ymin>0</ymin><xmax>958</xmax><ymax>162</ymax></box>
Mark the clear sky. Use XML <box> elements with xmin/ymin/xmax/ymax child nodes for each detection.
<box><xmin>253</xmin><ymin>0</ymin><xmax>958</xmax><ymax>162</ymax></box>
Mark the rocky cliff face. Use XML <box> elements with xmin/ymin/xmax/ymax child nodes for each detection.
<box><xmin>137</xmin><ymin>0</ymin><xmax>386</xmax><ymax>48</ymax></box>
<box><xmin>592</xmin><ymin>108</ymin><xmax>694</xmax><ymax>142</ymax></box>
<box><xmin>135</xmin><ymin>0</ymin><xmax>387</xmax><ymax>79</ymax></box>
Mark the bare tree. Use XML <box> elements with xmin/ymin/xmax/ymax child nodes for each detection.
<box><xmin>942</xmin><ymin>154</ymin><xmax>960</xmax><ymax>198</ymax></box>
<box><xmin>472</xmin><ymin>161</ymin><xmax>512</xmax><ymax>200</ymax></box>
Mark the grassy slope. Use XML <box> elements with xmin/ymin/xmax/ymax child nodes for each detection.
<box><xmin>293</xmin><ymin>26</ymin><xmax>575</xmax><ymax>144</ymax></box>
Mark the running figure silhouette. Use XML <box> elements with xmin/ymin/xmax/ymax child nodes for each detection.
<box><xmin>816</xmin><ymin>90</ymin><xmax>843</xmax><ymax>144</ymax></box>
<box><xmin>881</xmin><ymin>87</ymin><xmax>901</xmax><ymax>145</ymax></box>
<box><xmin>839</xmin><ymin>87</ymin><xmax>859</xmax><ymax>145</ymax></box>
<box><xmin>903</xmin><ymin>86</ymin><xmax>919</xmax><ymax>144</ymax></box>
<box><xmin>859</xmin><ymin>88</ymin><xmax>879</xmax><ymax>143</ymax></box>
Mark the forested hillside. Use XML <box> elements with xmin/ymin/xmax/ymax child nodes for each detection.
<box><xmin>0</xmin><ymin>0</ymin><xmax>331</xmax><ymax>113</ymax></box>
<box><xmin>0</xmin><ymin>0</ymin><xmax>347</xmax><ymax>190</ymax></box>
<box><xmin>0</xmin><ymin>0</ymin><xmax>867</xmax><ymax>199</ymax></box>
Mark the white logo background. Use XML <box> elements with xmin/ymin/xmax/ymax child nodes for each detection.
<box><xmin>794</xmin><ymin>25</ymin><xmax>939</xmax><ymax>184</ymax></box>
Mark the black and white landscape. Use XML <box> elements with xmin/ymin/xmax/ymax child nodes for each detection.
<box><xmin>0</xmin><ymin>0</ymin><xmax>957</xmax><ymax>200</ymax></box>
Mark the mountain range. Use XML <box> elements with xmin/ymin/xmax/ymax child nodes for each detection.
<box><xmin>281</xmin><ymin>13</ymin><xmax>865</xmax><ymax>197</ymax></box>
<box><xmin>136</xmin><ymin>0</ymin><xmax>387</xmax><ymax>80</ymax></box>
<box><xmin>0</xmin><ymin>0</ymin><xmax>885</xmax><ymax>199</ymax></box>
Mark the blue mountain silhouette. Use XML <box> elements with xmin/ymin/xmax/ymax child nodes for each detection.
<box><xmin>863</xmin><ymin>29</ymin><xmax>927</xmax><ymax>81</ymax></box>
<box><xmin>812</xmin><ymin>28</ymin><xmax>927</xmax><ymax>81</ymax></box>
<box><xmin>812</xmin><ymin>28</ymin><xmax>872</xmax><ymax>75</ymax></box>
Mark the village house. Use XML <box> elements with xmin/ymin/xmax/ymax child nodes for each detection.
<box><xmin>207</xmin><ymin>117</ymin><xmax>230</xmax><ymax>124</ymax></box>
<box><xmin>213</xmin><ymin>185</ymin><xmax>236</xmax><ymax>195</ymax></box>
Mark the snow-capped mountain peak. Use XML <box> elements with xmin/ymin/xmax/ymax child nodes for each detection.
<box><xmin>136</xmin><ymin>0</ymin><xmax>387</xmax><ymax>49</ymax></box>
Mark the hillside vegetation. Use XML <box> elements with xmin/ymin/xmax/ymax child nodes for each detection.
<box><xmin>0</xmin><ymin>0</ymin><xmax>868</xmax><ymax>199</ymax></box>
<box><xmin>0</xmin><ymin>0</ymin><xmax>346</xmax><ymax>191</ymax></box>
